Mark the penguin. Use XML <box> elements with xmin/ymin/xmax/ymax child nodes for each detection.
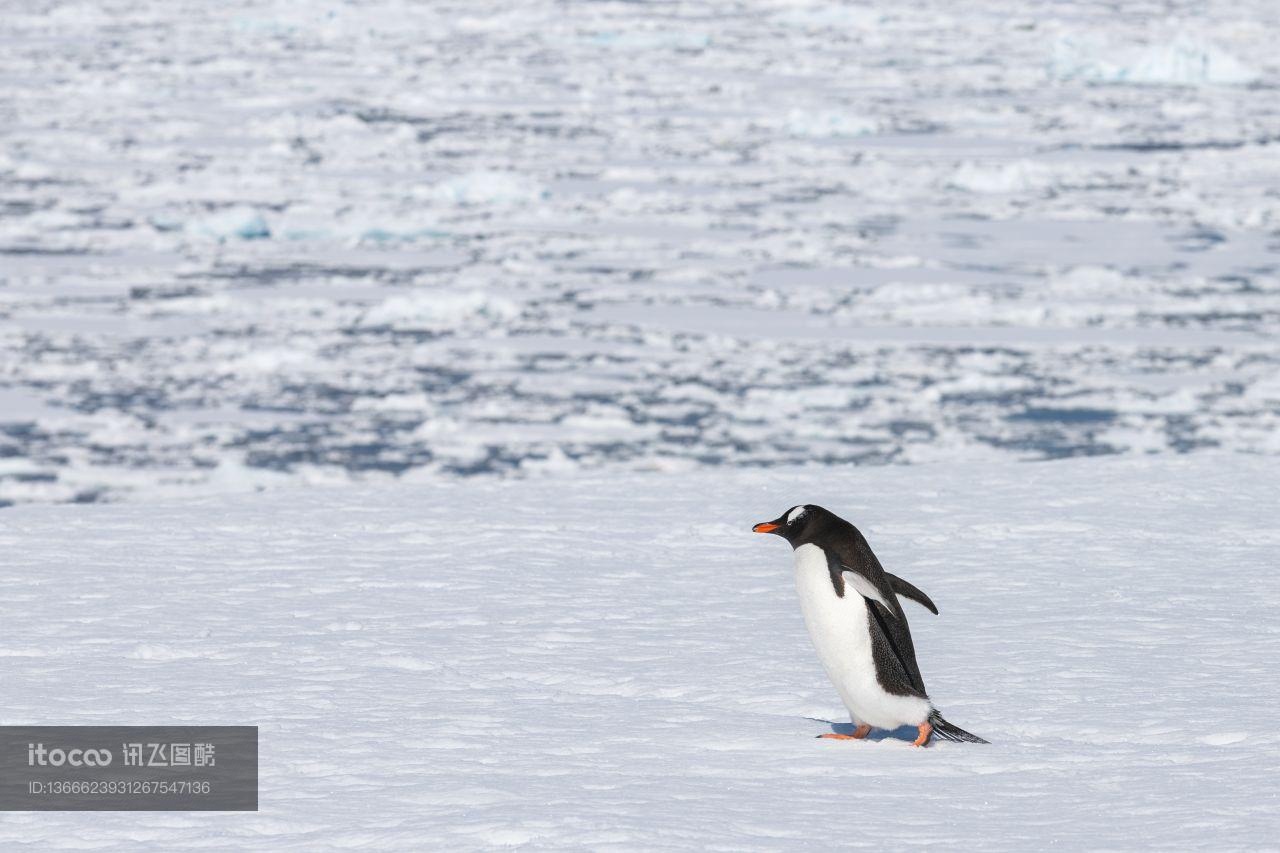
<box><xmin>753</xmin><ymin>504</ymin><xmax>987</xmax><ymax>747</ymax></box>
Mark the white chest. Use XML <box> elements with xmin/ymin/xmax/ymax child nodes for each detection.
<box><xmin>792</xmin><ymin>543</ymin><xmax>930</xmax><ymax>728</ymax></box>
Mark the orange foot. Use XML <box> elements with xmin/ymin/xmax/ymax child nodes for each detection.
<box><xmin>819</xmin><ymin>724</ymin><xmax>873</xmax><ymax>741</ymax></box>
<box><xmin>912</xmin><ymin>721</ymin><xmax>933</xmax><ymax>747</ymax></box>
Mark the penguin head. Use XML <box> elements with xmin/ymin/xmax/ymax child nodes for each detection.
<box><xmin>752</xmin><ymin>504</ymin><xmax>831</xmax><ymax>548</ymax></box>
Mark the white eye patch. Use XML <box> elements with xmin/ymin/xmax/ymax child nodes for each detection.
<box><xmin>786</xmin><ymin>506</ymin><xmax>807</xmax><ymax>524</ymax></box>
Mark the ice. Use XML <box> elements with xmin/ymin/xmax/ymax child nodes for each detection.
<box><xmin>430</xmin><ymin>171</ymin><xmax>546</xmax><ymax>207</ymax></box>
<box><xmin>185</xmin><ymin>206</ymin><xmax>272</xmax><ymax>241</ymax></box>
<box><xmin>1050</xmin><ymin>34</ymin><xmax>1260</xmax><ymax>86</ymax></box>
<box><xmin>585</xmin><ymin>31</ymin><xmax>712</xmax><ymax>51</ymax></box>
<box><xmin>1</xmin><ymin>455</ymin><xmax>1276</xmax><ymax>848</ymax></box>
<box><xmin>772</xmin><ymin>4</ymin><xmax>884</xmax><ymax>31</ymax></box>
<box><xmin>358</xmin><ymin>290</ymin><xmax>521</xmax><ymax>331</ymax></box>
<box><xmin>784</xmin><ymin>109</ymin><xmax>880</xmax><ymax>138</ymax></box>
<box><xmin>1123</xmin><ymin>37</ymin><xmax>1259</xmax><ymax>86</ymax></box>
<box><xmin>0</xmin><ymin>0</ymin><xmax>1278</xmax><ymax>506</ymax></box>
<box><xmin>947</xmin><ymin>160</ymin><xmax>1050</xmax><ymax>194</ymax></box>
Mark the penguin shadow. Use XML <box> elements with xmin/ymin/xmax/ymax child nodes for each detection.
<box><xmin>805</xmin><ymin>717</ymin><xmax>919</xmax><ymax>745</ymax></box>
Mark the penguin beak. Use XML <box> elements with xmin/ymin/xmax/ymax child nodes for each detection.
<box><xmin>752</xmin><ymin>522</ymin><xmax>780</xmax><ymax>534</ymax></box>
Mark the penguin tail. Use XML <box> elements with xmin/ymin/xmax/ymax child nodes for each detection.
<box><xmin>928</xmin><ymin>711</ymin><xmax>989</xmax><ymax>744</ymax></box>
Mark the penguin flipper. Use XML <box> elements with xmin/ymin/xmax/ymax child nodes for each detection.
<box><xmin>884</xmin><ymin>573</ymin><xmax>939</xmax><ymax>615</ymax></box>
<box><xmin>840</xmin><ymin>568</ymin><xmax>896</xmax><ymax>615</ymax></box>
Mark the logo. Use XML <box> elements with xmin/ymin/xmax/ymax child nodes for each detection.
<box><xmin>27</xmin><ymin>743</ymin><xmax>113</xmax><ymax>767</ymax></box>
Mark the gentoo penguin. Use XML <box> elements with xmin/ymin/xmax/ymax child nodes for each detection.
<box><xmin>754</xmin><ymin>504</ymin><xmax>987</xmax><ymax>746</ymax></box>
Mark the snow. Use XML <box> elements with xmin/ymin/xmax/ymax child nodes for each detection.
<box><xmin>1</xmin><ymin>3</ymin><xmax>1280</xmax><ymax>839</ymax></box>
<box><xmin>0</xmin><ymin>454</ymin><xmax>1276</xmax><ymax>848</ymax></box>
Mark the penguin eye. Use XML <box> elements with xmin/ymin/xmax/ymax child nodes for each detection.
<box><xmin>786</xmin><ymin>506</ymin><xmax>807</xmax><ymax>526</ymax></box>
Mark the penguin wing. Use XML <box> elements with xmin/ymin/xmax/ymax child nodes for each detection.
<box><xmin>842</xmin><ymin>566</ymin><xmax>938</xmax><ymax>615</ymax></box>
<box><xmin>832</xmin><ymin>527</ymin><xmax>929</xmax><ymax>696</ymax></box>
<box><xmin>884</xmin><ymin>573</ymin><xmax>939</xmax><ymax>615</ymax></box>
<box><xmin>840</xmin><ymin>567</ymin><xmax>896</xmax><ymax>614</ymax></box>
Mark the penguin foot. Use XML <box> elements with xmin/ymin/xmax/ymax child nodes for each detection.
<box><xmin>819</xmin><ymin>724</ymin><xmax>872</xmax><ymax>741</ymax></box>
<box><xmin>912</xmin><ymin>721</ymin><xmax>933</xmax><ymax>747</ymax></box>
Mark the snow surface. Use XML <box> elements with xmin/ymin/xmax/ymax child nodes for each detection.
<box><xmin>2</xmin><ymin>4</ymin><xmax>1279</xmax><ymax>842</ymax></box>
<box><xmin>1</xmin><ymin>454</ymin><xmax>1277</xmax><ymax>848</ymax></box>
<box><xmin>3</xmin><ymin>1</ymin><xmax>1280</xmax><ymax>505</ymax></box>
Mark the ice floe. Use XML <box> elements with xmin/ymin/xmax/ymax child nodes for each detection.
<box><xmin>1049</xmin><ymin>34</ymin><xmax>1259</xmax><ymax>87</ymax></box>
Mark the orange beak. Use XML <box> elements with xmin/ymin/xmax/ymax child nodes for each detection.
<box><xmin>753</xmin><ymin>522</ymin><xmax>780</xmax><ymax>534</ymax></box>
